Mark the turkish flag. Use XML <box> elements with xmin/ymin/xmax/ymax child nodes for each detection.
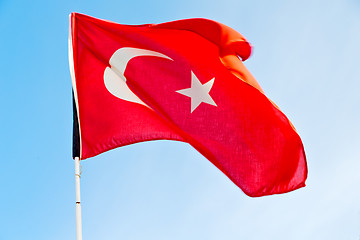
<box><xmin>69</xmin><ymin>13</ymin><xmax>307</xmax><ymax>197</ymax></box>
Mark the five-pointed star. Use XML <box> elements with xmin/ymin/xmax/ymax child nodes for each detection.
<box><xmin>176</xmin><ymin>71</ymin><xmax>217</xmax><ymax>113</ymax></box>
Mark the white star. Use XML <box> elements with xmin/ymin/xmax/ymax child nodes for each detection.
<box><xmin>176</xmin><ymin>71</ymin><xmax>217</xmax><ymax>113</ymax></box>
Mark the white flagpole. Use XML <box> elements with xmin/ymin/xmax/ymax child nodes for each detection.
<box><xmin>75</xmin><ymin>157</ymin><xmax>83</xmax><ymax>240</ymax></box>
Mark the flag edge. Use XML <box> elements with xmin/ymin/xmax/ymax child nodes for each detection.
<box><xmin>69</xmin><ymin>13</ymin><xmax>82</xmax><ymax>159</ymax></box>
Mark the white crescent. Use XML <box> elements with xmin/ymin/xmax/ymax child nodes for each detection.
<box><xmin>104</xmin><ymin>47</ymin><xmax>173</xmax><ymax>108</ymax></box>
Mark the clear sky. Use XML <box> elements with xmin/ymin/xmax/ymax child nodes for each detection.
<box><xmin>0</xmin><ymin>0</ymin><xmax>359</xmax><ymax>239</ymax></box>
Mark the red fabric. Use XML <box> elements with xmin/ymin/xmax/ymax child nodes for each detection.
<box><xmin>70</xmin><ymin>13</ymin><xmax>307</xmax><ymax>197</ymax></box>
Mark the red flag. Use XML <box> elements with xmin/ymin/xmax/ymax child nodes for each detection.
<box><xmin>69</xmin><ymin>13</ymin><xmax>307</xmax><ymax>197</ymax></box>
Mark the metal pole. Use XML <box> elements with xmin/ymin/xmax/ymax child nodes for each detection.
<box><xmin>75</xmin><ymin>157</ymin><xmax>83</xmax><ymax>240</ymax></box>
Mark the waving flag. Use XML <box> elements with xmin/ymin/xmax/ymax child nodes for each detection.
<box><xmin>69</xmin><ymin>13</ymin><xmax>307</xmax><ymax>197</ymax></box>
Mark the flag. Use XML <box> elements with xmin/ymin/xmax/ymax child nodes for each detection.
<box><xmin>69</xmin><ymin>13</ymin><xmax>307</xmax><ymax>197</ymax></box>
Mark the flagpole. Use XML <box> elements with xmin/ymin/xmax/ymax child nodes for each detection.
<box><xmin>75</xmin><ymin>157</ymin><xmax>83</xmax><ymax>240</ymax></box>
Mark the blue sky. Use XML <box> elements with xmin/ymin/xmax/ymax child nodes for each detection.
<box><xmin>0</xmin><ymin>0</ymin><xmax>359</xmax><ymax>239</ymax></box>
